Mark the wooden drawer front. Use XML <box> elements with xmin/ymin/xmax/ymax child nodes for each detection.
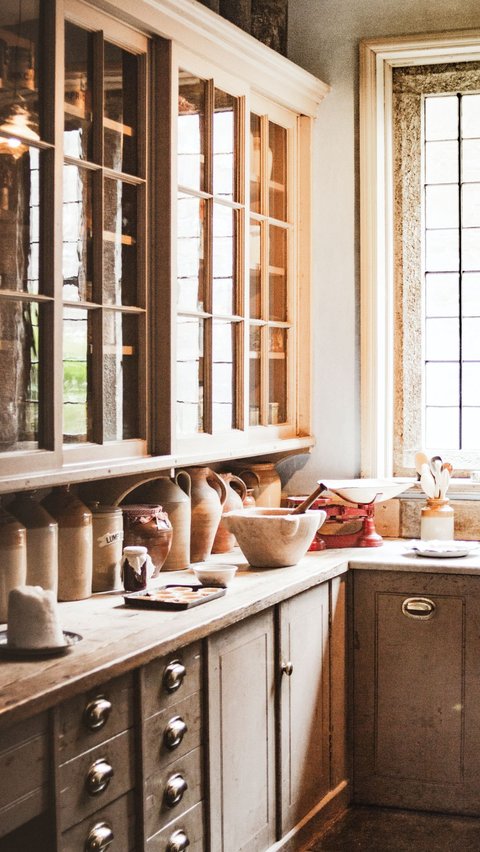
<box><xmin>143</xmin><ymin>643</ymin><xmax>201</xmax><ymax>718</ymax></box>
<box><xmin>59</xmin><ymin>729</ymin><xmax>135</xmax><ymax>832</ymax></box>
<box><xmin>57</xmin><ymin>672</ymin><xmax>134</xmax><ymax>763</ymax></box>
<box><xmin>61</xmin><ymin>791</ymin><xmax>136</xmax><ymax>852</ymax></box>
<box><xmin>147</xmin><ymin>801</ymin><xmax>205</xmax><ymax>852</ymax></box>
<box><xmin>0</xmin><ymin>714</ymin><xmax>49</xmax><ymax>838</ymax></box>
<box><xmin>144</xmin><ymin>692</ymin><xmax>201</xmax><ymax>778</ymax></box>
<box><xmin>145</xmin><ymin>746</ymin><xmax>202</xmax><ymax>838</ymax></box>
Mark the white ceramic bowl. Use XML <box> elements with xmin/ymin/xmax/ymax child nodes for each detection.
<box><xmin>222</xmin><ymin>508</ymin><xmax>327</xmax><ymax>568</ymax></box>
<box><xmin>318</xmin><ymin>478</ymin><xmax>415</xmax><ymax>505</ymax></box>
<box><xmin>191</xmin><ymin>563</ymin><xmax>238</xmax><ymax>587</ymax></box>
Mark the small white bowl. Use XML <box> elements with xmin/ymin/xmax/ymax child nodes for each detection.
<box><xmin>191</xmin><ymin>563</ymin><xmax>238</xmax><ymax>588</ymax></box>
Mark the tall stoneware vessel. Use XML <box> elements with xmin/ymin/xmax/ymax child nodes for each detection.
<box><xmin>0</xmin><ymin>506</ymin><xmax>27</xmax><ymax>621</ymax></box>
<box><xmin>42</xmin><ymin>487</ymin><xmax>92</xmax><ymax>601</ymax></box>
<box><xmin>233</xmin><ymin>461</ymin><xmax>281</xmax><ymax>507</ymax></box>
<box><xmin>212</xmin><ymin>473</ymin><xmax>247</xmax><ymax>554</ymax></box>
<box><xmin>177</xmin><ymin>468</ymin><xmax>227</xmax><ymax>563</ymax></box>
<box><xmin>128</xmin><ymin>476</ymin><xmax>191</xmax><ymax>571</ymax></box>
<box><xmin>8</xmin><ymin>493</ymin><xmax>58</xmax><ymax>595</ymax></box>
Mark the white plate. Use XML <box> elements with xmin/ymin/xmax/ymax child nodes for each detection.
<box><xmin>408</xmin><ymin>540</ymin><xmax>480</xmax><ymax>558</ymax></box>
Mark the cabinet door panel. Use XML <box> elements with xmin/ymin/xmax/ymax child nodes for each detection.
<box><xmin>207</xmin><ymin>610</ymin><xmax>276</xmax><ymax>852</ymax></box>
<box><xmin>279</xmin><ymin>583</ymin><xmax>330</xmax><ymax>834</ymax></box>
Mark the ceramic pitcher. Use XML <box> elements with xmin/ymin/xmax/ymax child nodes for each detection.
<box><xmin>129</xmin><ymin>475</ymin><xmax>191</xmax><ymax>571</ymax></box>
<box><xmin>212</xmin><ymin>473</ymin><xmax>247</xmax><ymax>554</ymax></box>
<box><xmin>177</xmin><ymin>467</ymin><xmax>227</xmax><ymax>563</ymax></box>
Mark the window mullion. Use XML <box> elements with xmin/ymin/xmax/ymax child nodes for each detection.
<box><xmin>458</xmin><ymin>92</ymin><xmax>463</xmax><ymax>450</ymax></box>
<box><xmin>92</xmin><ymin>33</ymin><xmax>104</xmax><ymax>443</ymax></box>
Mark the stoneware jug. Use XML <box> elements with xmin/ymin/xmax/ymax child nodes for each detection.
<box><xmin>0</xmin><ymin>505</ymin><xmax>27</xmax><ymax>621</ymax></box>
<box><xmin>121</xmin><ymin>504</ymin><xmax>173</xmax><ymax>573</ymax></box>
<box><xmin>8</xmin><ymin>492</ymin><xmax>58</xmax><ymax>595</ymax></box>
<box><xmin>128</xmin><ymin>476</ymin><xmax>191</xmax><ymax>571</ymax></box>
<box><xmin>177</xmin><ymin>467</ymin><xmax>227</xmax><ymax>563</ymax></box>
<box><xmin>42</xmin><ymin>486</ymin><xmax>93</xmax><ymax>601</ymax></box>
<box><xmin>233</xmin><ymin>461</ymin><xmax>281</xmax><ymax>508</ymax></box>
<box><xmin>212</xmin><ymin>473</ymin><xmax>247</xmax><ymax>554</ymax></box>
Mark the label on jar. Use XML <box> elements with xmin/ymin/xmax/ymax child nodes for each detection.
<box><xmin>96</xmin><ymin>530</ymin><xmax>124</xmax><ymax>548</ymax></box>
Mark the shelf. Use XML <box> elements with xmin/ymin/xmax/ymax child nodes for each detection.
<box><xmin>104</xmin><ymin>116</ymin><xmax>134</xmax><ymax>137</ymax></box>
<box><xmin>103</xmin><ymin>230</ymin><xmax>136</xmax><ymax>246</ymax></box>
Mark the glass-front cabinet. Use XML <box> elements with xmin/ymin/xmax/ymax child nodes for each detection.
<box><xmin>0</xmin><ymin>0</ymin><xmax>328</xmax><ymax>490</ymax></box>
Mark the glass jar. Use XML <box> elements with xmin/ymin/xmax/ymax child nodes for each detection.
<box><xmin>121</xmin><ymin>545</ymin><xmax>154</xmax><ymax>592</ymax></box>
<box><xmin>420</xmin><ymin>498</ymin><xmax>454</xmax><ymax>541</ymax></box>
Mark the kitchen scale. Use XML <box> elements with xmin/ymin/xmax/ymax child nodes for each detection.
<box><xmin>287</xmin><ymin>479</ymin><xmax>414</xmax><ymax>549</ymax></box>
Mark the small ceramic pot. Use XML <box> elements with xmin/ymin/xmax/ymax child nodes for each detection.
<box><xmin>122</xmin><ymin>504</ymin><xmax>173</xmax><ymax>573</ymax></box>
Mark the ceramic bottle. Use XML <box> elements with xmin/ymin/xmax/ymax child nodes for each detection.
<box><xmin>42</xmin><ymin>486</ymin><xmax>93</xmax><ymax>601</ymax></box>
<box><xmin>128</xmin><ymin>476</ymin><xmax>191</xmax><ymax>571</ymax></box>
<box><xmin>8</xmin><ymin>492</ymin><xmax>58</xmax><ymax>595</ymax></box>
<box><xmin>177</xmin><ymin>467</ymin><xmax>227</xmax><ymax>563</ymax></box>
<box><xmin>0</xmin><ymin>506</ymin><xmax>27</xmax><ymax>621</ymax></box>
<box><xmin>212</xmin><ymin>473</ymin><xmax>247</xmax><ymax>554</ymax></box>
<box><xmin>233</xmin><ymin>461</ymin><xmax>281</xmax><ymax>507</ymax></box>
<box><xmin>420</xmin><ymin>497</ymin><xmax>454</xmax><ymax>541</ymax></box>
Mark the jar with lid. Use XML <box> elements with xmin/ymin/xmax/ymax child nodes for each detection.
<box><xmin>121</xmin><ymin>546</ymin><xmax>155</xmax><ymax>592</ymax></box>
<box><xmin>90</xmin><ymin>504</ymin><xmax>124</xmax><ymax>592</ymax></box>
<box><xmin>42</xmin><ymin>486</ymin><xmax>93</xmax><ymax>601</ymax></box>
<box><xmin>0</xmin><ymin>506</ymin><xmax>27</xmax><ymax>621</ymax></box>
<box><xmin>8</xmin><ymin>492</ymin><xmax>58</xmax><ymax>595</ymax></box>
<box><xmin>420</xmin><ymin>498</ymin><xmax>454</xmax><ymax>541</ymax></box>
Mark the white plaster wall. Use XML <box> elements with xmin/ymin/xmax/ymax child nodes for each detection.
<box><xmin>280</xmin><ymin>0</ymin><xmax>480</xmax><ymax>493</ymax></box>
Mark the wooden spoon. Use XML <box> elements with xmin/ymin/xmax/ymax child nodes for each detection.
<box><xmin>420</xmin><ymin>463</ymin><xmax>436</xmax><ymax>499</ymax></box>
<box><xmin>290</xmin><ymin>483</ymin><xmax>326</xmax><ymax>514</ymax></box>
<box><xmin>415</xmin><ymin>451</ymin><xmax>429</xmax><ymax>477</ymax></box>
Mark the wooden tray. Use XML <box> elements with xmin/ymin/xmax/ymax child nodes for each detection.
<box><xmin>123</xmin><ymin>584</ymin><xmax>226</xmax><ymax>610</ymax></box>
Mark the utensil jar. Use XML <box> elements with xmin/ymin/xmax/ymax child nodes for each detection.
<box><xmin>420</xmin><ymin>498</ymin><xmax>454</xmax><ymax>541</ymax></box>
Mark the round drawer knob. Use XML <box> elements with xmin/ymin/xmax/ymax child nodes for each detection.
<box><xmin>164</xmin><ymin>715</ymin><xmax>188</xmax><ymax>750</ymax></box>
<box><xmin>164</xmin><ymin>772</ymin><xmax>188</xmax><ymax>808</ymax></box>
<box><xmin>86</xmin><ymin>758</ymin><xmax>114</xmax><ymax>796</ymax></box>
<box><xmin>166</xmin><ymin>828</ymin><xmax>190</xmax><ymax>852</ymax></box>
<box><xmin>85</xmin><ymin>820</ymin><xmax>114</xmax><ymax>851</ymax></box>
<box><xmin>163</xmin><ymin>660</ymin><xmax>186</xmax><ymax>693</ymax></box>
<box><xmin>83</xmin><ymin>697</ymin><xmax>112</xmax><ymax>731</ymax></box>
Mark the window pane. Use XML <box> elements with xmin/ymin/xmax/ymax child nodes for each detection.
<box><xmin>462</xmin><ymin>408</ymin><xmax>480</xmax><ymax>449</ymax></box>
<box><xmin>425</xmin><ymin>96</ymin><xmax>458</xmax><ymax>141</ymax></box>
<box><xmin>250</xmin><ymin>220</ymin><xmax>261</xmax><ymax>319</ymax></box>
<box><xmin>463</xmin><ymin>273</ymin><xmax>480</xmax><ymax>316</ymax></box>
<box><xmin>463</xmin><ymin>318</ymin><xmax>480</xmax><ymax>359</ymax></box>
<box><xmin>250</xmin><ymin>113</ymin><xmax>261</xmax><ymax>214</ymax></box>
<box><xmin>425</xmin><ymin>141</ymin><xmax>458</xmax><ymax>183</ymax></box>
<box><xmin>462</xmin><ymin>362</ymin><xmax>480</xmax><ymax>406</ymax></box>
<box><xmin>0</xmin><ymin>144</ymin><xmax>40</xmax><ymax>293</ymax></box>
<box><xmin>425</xmin><ymin>406</ymin><xmax>459</xmax><ymax>449</ymax></box>
<box><xmin>425</xmin><ymin>318</ymin><xmax>459</xmax><ymax>360</ymax></box>
<box><xmin>269</xmin><ymin>327</ymin><xmax>286</xmax><ymax>423</ymax></box>
<box><xmin>212</xmin><ymin>203</ymin><xmax>235</xmax><ymax>315</ymax></box>
<box><xmin>0</xmin><ymin>1</ymin><xmax>40</xmax><ymax>141</ymax></box>
<box><xmin>269</xmin><ymin>225</ymin><xmax>287</xmax><ymax>321</ymax></box>
<box><xmin>212</xmin><ymin>320</ymin><xmax>235</xmax><ymax>431</ymax></box>
<box><xmin>425</xmin><ymin>185</ymin><xmax>458</xmax><ymax>229</ymax></box>
<box><xmin>463</xmin><ymin>140</ymin><xmax>480</xmax><ymax>182</ymax></box>
<box><xmin>64</xmin><ymin>22</ymin><xmax>92</xmax><ymax>160</ymax></box>
<box><xmin>0</xmin><ymin>299</ymin><xmax>39</xmax><ymax>450</ymax></box>
<box><xmin>178</xmin><ymin>72</ymin><xmax>205</xmax><ymax>192</ymax></box>
<box><xmin>177</xmin><ymin>193</ymin><xmax>205</xmax><ymax>311</ymax></box>
<box><xmin>425</xmin><ymin>229</ymin><xmax>459</xmax><ymax>272</ymax></box>
<box><xmin>462</xmin><ymin>94</ymin><xmax>480</xmax><ymax>139</ymax></box>
<box><xmin>425</xmin><ymin>362</ymin><xmax>459</xmax><ymax>406</ymax></box>
<box><xmin>104</xmin><ymin>41</ymin><xmax>138</xmax><ymax>175</ymax></box>
<box><xmin>462</xmin><ymin>184</ymin><xmax>480</xmax><ymax>227</ymax></box>
<box><xmin>269</xmin><ymin>121</ymin><xmax>287</xmax><ymax>221</ymax></box>
<box><xmin>103</xmin><ymin>179</ymin><xmax>137</xmax><ymax>306</ymax></box>
<box><xmin>63</xmin><ymin>164</ymin><xmax>92</xmax><ymax>302</ymax></box>
<box><xmin>213</xmin><ymin>89</ymin><xmax>235</xmax><ymax>200</ymax></box>
<box><xmin>63</xmin><ymin>307</ymin><xmax>90</xmax><ymax>443</ymax></box>
<box><xmin>425</xmin><ymin>273</ymin><xmax>459</xmax><ymax>317</ymax></box>
<box><xmin>462</xmin><ymin>228</ymin><xmax>480</xmax><ymax>272</ymax></box>
<box><xmin>249</xmin><ymin>325</ymin><xmax>261</xmax><ymax>425</ymax></box>
<box><xmin>176</xmin><ymin>316</ymin><xmax>203</xmax><ymax>434</ymax></box>
<box><xmin>103</xmin><ymin>311</ymin><xmax>140</xmax><ymax>440</ymax></box>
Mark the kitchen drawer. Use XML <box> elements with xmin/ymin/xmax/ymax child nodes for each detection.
<box><xmin>61</xmin><ymin>791</ymin><xmax>136</xmax><ymax>851</ymax></box>
<box><xmin>0</xmin><ymin>713</ymin><xmax>49</xmax><ymax>838</ymax></box>
<box><xmin>143</xmin><ymin>643</ymin><xmax>201</xmax><ymax>718</ymax></box>
<box><xmin>59</xmin><ymin>729</ymin><xmax>135</xmax><ymax>831</ymax></box>
<box><xmin>144</xmin><ymin>691</ymin><xmax>201</xmax><ymax>778</ymax></box>
<box><xmin>147</xmin><ymin>801</ymin><xmax>204</xmax><ymax>851</ymax></box>
<box><xmin>145</xmin><ymin>746</ymin><xmax>203</xmax><ymax>838</ymax></box>
<box><xmin>57</xmin><ymin>672</ymin><xmax>134</xmax><ymax>763</ymax></box>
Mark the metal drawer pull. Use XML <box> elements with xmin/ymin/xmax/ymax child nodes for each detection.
<box><xmin>163</xmin><ymin>660</ymin><xmax>186</xmax><ymax>693</ymax></box>
<box><xmin>83</xmin><ymin>696</ymin><xmax>112</xmax><ymax>731</ymax></box>
<box><xmin>86</xmin><ymin>758</ymin><xmax>114</xmax><ymax>796</ymax></box>
<box><xmin>85</xmin><ymin>820</ymin><xmax>114</xmax><ymax>851</ymax></box>
<box><xmin>166</xmin><ymin>829</ymin><xmax>190</xmax><ymax>852</ymax></box>
<box><xmin>164</xmin><ymin>715</ymin><xmax>188</xmax><ymax>750</ymax></box>
<box><xmin>402</xmin><ymin>597</ymin><xmax>436</xmax><ymax>619</ymax></box>
<box><xmin>282</xmin><ymin>661</ymin><xmax>294</xmax><ymax>676</ymax></box>
<box><xmin>164</xmin><ymin>772</ymin><xmax>188</xmax><ymax>808</ymax></box>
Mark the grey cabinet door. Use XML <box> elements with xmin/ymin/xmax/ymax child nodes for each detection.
<box><xmin>353</xmin><ymin>569</ymin><xmax>480</xmax><ymax>814</ymax></box>
<box><xmin>278</xmin><ymin>582</ymin><xmax>331</xmax><ymax>834</ymax></box>
<box><xmin>206</xmin><ymin>609</ymin><xmax>276</xmax><ymax>852</ymax></box>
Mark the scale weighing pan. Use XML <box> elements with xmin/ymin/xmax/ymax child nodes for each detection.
<box><xmin>318</xmin><ymin>478</ymin><xmax>415</xmax><ymax>505</ymax></box>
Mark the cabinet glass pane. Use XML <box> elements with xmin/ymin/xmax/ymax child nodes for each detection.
<box><xmin>63</xmin><ymin>307</ymin><xmax>90</xmax><ymax>443</ymax></box>
<box><xmin>214</xmin><ymin>88</ymin><xmax>235</xmax><ymax>201</ymax></box>
<box><xmin>0</xmin><ymin>1</ymin><xmax>40</xmax><ymax>142</ymax></box>
<box><xmin>269</xmin><ymin>327</ymin><xmax>286</xmax><ymax>423</ymax></box>
<box><xmin>103</xmin><ymin>310</ymin><xmax>140</xmax><ymax>440</ymax></box>
<box><xmin>104</xmin><ymin>41</ymin><xmax>138</xmax><ymax>175</ymax></box>
<box><xmin>269</xmin><ymin>121</ymin><xmax>286</xmax><ymax>221</ymax></box>
<box><xmin>177</xmin><ymin>315</ymin><xmax>203</xmax><ymax>434</ymax></box>
<box><xmin>64</xmin><ymin>22</ymin><xmax>92</xmax><ymax>160</ymax></box>
<box><xmin>103</xmin><ymin>178</ymin><xmax>137</xmax><ymax>306</ymax></box>
<box><xmin>63</xmin><ymin>164</ymin><xmax>92</xmax><ymax>302</ymax></box>
<box><xmin>250</xmin><ymin>219</ymin><xmax>261</xmax><ymax>319</ymax></box>
<box><xmin>177</xmin><ymin>193</ymin><xmax>205</xmax><ymax>311</ymax></box>
<box><xmin>213</xmin><ymin>203</ymin><xmax>235</xmax><ymax>315</ymax></box>
<box><xmin>178</xmin><ymin>71</ymin><xmax>205</xmax><ymax>192</ymax></box>
<box><xmin>0</xmin><ymin>299</ymin><xmax>39</xmax><ymax>450</ymax></box>
<box><xmin>212</xmin><ymin>320</ymin><xmax>235</xmax><ymax>431</ymax></box>
<box><xmin>250</xmin><ymin>113</ymin><xmax>261</xmax><ymax>214</ymax></box>
<box><xmin>0</xmin><ymin>143</ymin><xmax>40</xmax><ymax>293</ymax></box>
<box><xmin>249</xmin><ymin>324</ymin><xmax>261</xmax><ymax>425</ymax></box>
<box><xmin>269</xmin><ymin>225</ymin><xmax>287</xmax><ymax>321</ymax></box>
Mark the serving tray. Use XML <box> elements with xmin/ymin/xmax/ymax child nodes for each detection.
<box><xmin>124</xmin><ymin>584</ymin><xmax>226</xmax><ymax>610</ymax></box>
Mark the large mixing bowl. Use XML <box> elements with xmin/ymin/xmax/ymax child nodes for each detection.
<box><xmin>222</xmin><ymin>508</ymin><xmax>327</xmax><ymax>568</ymax></box>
